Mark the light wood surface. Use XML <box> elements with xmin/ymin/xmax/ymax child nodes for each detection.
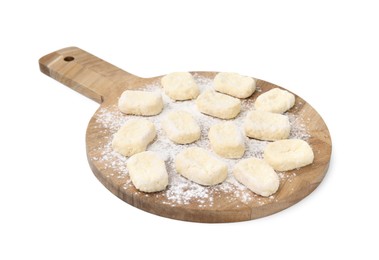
<box><xmin>39</xmin><ymin>47</ymin><xmax>332</xmax><ymax>223</ymax></box>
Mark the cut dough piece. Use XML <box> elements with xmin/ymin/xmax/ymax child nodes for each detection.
<box><xmin>118</xmin><ymin>90</ymin><xmax>163</xmax><ymax>116</ymax></box>
<box><xmin>196</xmin><ymin>90</ymin><xmax>241</xmax><ymax>119</ymax></box>
<box><xmin>175</xmin><ymin>147</ymin><xmax>228</xmax><ymax>186</ymax></box>
<box><xmin>255</xmin><ymin>88</ymin><xmax>295</xmax><ymax>114</ymax></box>
<box><xmin>264</xmin><ymin>139</ymin><xmax>314</xmax><ymax>171</ymax></box>
<box><xmin>161</xmin><ymin>72</ymin><xmax>200</xmax><ymax>100</ymax></box>
<box><xmin>112</xmin><ymin>119</ymin><xmax>156</xmax><ymax>157</ymax></box>
<box><xmin>162</xmin><ymin>111</ymin><xmax>200</xmax><ymax>144</ymax></box>
<box><xmin>208</xmin><ymin>122</ymin><xmax>245</xmax><ymax>158</ymax></box>
<box><xmin>244</xmin><ymin>110</ymin><xmax>290</xmax><ymax>141</ymax></box>
<box><xmin>127</xmin><ymin>151</ymin><xmax>168</xmax><ymax>193</ymax></box>
<box><xmin>214</xmin><ymin>72</ymin><xmax>256</xmax><ymax>98</ymax></box>
<box><xmin>233</xmin><ymin>158</ymin><xmax>280</xmax><ymax>197</ymax></box>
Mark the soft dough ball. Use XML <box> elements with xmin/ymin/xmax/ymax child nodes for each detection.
<box><xmin>161</xmin><ymin>72</ymin><xmax>200</xmax><ymax>100</ymax></box>
<box><xmin>233</xmin><ymin>158</ymin><xmax>280</xmax><ymax>197</ymax></box>
<box><xmin>214</xmin><ymin>72</ymin><xmax>256</xmax><ymax>98</ymax></box>
<box><xmin>208</xmin><ymin>122</ymin><xmax>245</xmax><ymax>158</ymax></box>
<box><xmin>162</xmin><ymin>111</ymin><xmax>200</xmax><ymax>144</ymax></box>
<box><xmin>244</xmin><ymin>110</ymin><xmax>290</xmax><ymax>141</ymax></box>
<box><xmin>255</xmin><ymin>88</ymin><xmax>295</xmax><ymax>114</ymax></box>
<box><xmin>196</xmin><ymin>90</ymin><xmax>241</xmax><ymax>119</ymax></box>
<box><xmin>175</xmin><ymin>147</ymin><xmax>228</xmax><ymax>186</ymax></box>
<box><xmin>264</xmin><ymin>139</ymin><xmax>314</xmax><ymax>171</ymax></box>
<box><xmin>127</xmin><ymin>151</ymin><xmax>168</xmax><ymax>193</ymax></box>
<box><xmin>112</xmin><ymin>119</ymin><xmax>156</xmax><ymax>157</ymax></box>
<box><xmin>118</xmin><ymin>90</ymin><xmax>163</xmax><ymax>116</ymax></box>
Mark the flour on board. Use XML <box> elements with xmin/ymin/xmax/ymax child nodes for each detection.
<box><xmin>93</xmin><ymin>75</ymin><xmax>310</xmax><ymax>207</ymax></box>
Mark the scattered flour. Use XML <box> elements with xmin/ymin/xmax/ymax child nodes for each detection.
<box><xmin>93</xmin><ymin>75</ymin><xmax>310</xmax><ymax>207</ymax></box>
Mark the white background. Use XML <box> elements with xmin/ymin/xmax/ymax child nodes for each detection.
<box><xmin>1</xmin><ymin>0</ymin><xmax>378</xmax><ymax>259</ymax></box>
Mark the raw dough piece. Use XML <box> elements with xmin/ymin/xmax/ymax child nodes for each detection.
<box><xmin>244</xmin><ymin>110</ymin><xmax>290</xmax><ymax>141</ymax></box>
<box><xmin>233</xmin><ymin>158</ymin><xmax>280</xmax><ymax>197</ymax></box>
<box><xmin>127</xmin><ymin>151</ymin><xmax>168</xmax><ymax>193</ymax></box>
<box><xmin>112</xmin><ymin>119</ymin><xmax>156</xmax><ymax>157</ymax></box>
<box><xmin>264</xmin><ymin>139</ymin><xmax>314</xmax><ymax>171</ymax></box>
<box><xmin>118</xmin><ymin>90</ymin><xmax>163</xmax><ymax>116</ymax></box>
<box><xmin>208</xmin><ymin>122</ymin><xmax>245</xmax><ymax>158</ymax></box>
<box><xmin>255</xmin><ymin>88</ymin><xmax>295</xmax><ymax>114</ymax></box>
<box><xmin>214</xmin><ymin>72</ymin><xmax>256</xmax><ymax>98</ymax></box>
<box><xmin>162</xmin><ymin>111</ymin><xmax>200</xmax><ymax>144</ymax></box>
<box><xmin>161</xmin><ymin>72</ymin><xmax>200</xmax><ymax>100</ymax></box>
<box><xmin>196</xmin><ymin>90</ymin><xmax>241</xmax><ymax>119</ymax></box>
<box><xmin>175</xmin><ymin>147</ymin><xmax>228</xmax><ymax>186</ymax></box>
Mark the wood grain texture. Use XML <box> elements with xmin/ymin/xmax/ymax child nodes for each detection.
<box><xmin>39</xmin><ymin>47</ymin><xmax>332</xmax><ymax>223</ymax></box>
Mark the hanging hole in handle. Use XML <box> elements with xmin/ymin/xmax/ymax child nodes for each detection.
<box><xmin>64</xmin><ymin>56</ymin><xmax>75</xmax><ymax>62</ymax></box>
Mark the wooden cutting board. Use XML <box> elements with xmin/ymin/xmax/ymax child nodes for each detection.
<box><xmin>39</xmin><ymin>47</ymin><xmax>332</xmax><ymax>223</ymax></box>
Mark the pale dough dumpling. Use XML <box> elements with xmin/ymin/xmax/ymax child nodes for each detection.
<box><xmin>244</xmin><ymin>110</ymin><xmax>290</xmax><ymax>141</ymax></box>
<box><xmin>264</xmin><ymin>139</ymin><xmax>314</xmax><ymax>171</ymax></box>
<box><xmin>162</xmin><ymin>111</ymin><xmax>200</xmax><ymax>144</ymax></box>
<box><xmin>233</xmin><ymin>158</ymin><xmax>280</xmax><ymax>197</ymax></box>
<box><xmin>127</xmin><ymin>151</ymin><xmax>168</xmax><ymax>193</ymax></box>
<box><xmin>175</xmin><ymin>147</ymin><xmax>228</xmax><ymax>186</ymax></box>
<box><xmin>208</xmin><ymin>122</ymin><xmax>245</xmax><ymax>158</ymax></box>
<box><xmin>161</xmin><ymin>72</ymin><xmax>200</xmax><ymax>100</ymax></box>
<box><xmin>118</xmin><ymin>90</ymin><xmax>163</xmax><ymax>116</ymax></box>
<box><xmin>196</xmin><ymin>90</ymin><xmax>241</xmax><ymax>119</ymax></box>
<box><xmin>255</xmin><ymin>88</ymin><xmax>295</xmax><ymax>114</ymax></box>
<box><xmin>112</xmin><ymin>119</ymin><xmax>156</xmax><ymax>157</ymax></box>
<box><xmin>214</xmin><ymin>72</ymin><xmax>256</xmax><ymax>98</ymax></box>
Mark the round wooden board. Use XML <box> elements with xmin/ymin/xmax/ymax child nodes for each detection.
<box><xmin>39</xmin><ymin>47</ymin><xmax>332</xmax><ymax>223</ymax></box>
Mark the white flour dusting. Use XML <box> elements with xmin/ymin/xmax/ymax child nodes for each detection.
<box><xmin>93</xmin><ymin>75</ymin><xmax>310</xmax><ymax>207</ymax></box>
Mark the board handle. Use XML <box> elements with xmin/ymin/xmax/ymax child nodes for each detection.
<box><xmin>39</xmin><ymin>47</ymin><xmax>140</xmax><ymax>103</ymax></box>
